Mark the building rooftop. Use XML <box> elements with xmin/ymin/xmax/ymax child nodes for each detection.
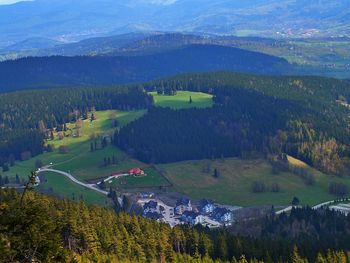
<box><xmin>176</xmin><ymin>197</ymin><xmax>191</xmax><ymax>206</ymax></box>
<box><xmin>144</xmin><ymin>200</ymin><xmax>158</xmax><ymax>210</ymax></box>
<box><xmin>199</xmin><ymin>199</ymin><xmax>214</xmax><ymax>207</ymax></box>
<box><xmin>182</xmin><ymin>211</ymin><xmax>200</xmax><ymax>219</ymax></box>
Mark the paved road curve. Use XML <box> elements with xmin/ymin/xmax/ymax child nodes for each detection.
<box><xmin>276</xmin><ymin>200</ymin><xmax>338</xmax><ymax>215</ymax></box>
<box><xmin>37</xmin><ymin>168</ymin><xmax>109</xmax><ymax>195</ymax></box>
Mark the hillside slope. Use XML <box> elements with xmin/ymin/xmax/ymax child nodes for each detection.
<box><xmin>0</xmin><ymin>45</ymin><xmax>291</xmax><ymax>91</ymax></box>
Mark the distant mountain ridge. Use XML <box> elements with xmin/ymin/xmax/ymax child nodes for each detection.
<box><xmin>0</xmin><ymin>0</ymin><xmax>349</xmax><ymax>48</ymax></box>
<box><xmin>0</xmin><ymin>44</ymin><xmax>292</xmax><ymax>91</ymax></box>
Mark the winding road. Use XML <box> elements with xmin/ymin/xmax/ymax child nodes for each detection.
<box><xmin>37</xmin><ymin>168</ymin><xmax>109</xmax><ymax>195</ymax></box>
<box><xmin>276</xmin><ymin>200</ymin><xmax>338</xmax><ymax>215</ymax></box>
<box><xmin>36</xmin><ymin>168</ymin><xmax>341</xmax><ymax>213</ymax></box>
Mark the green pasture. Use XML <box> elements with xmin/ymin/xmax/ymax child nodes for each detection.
<box><xmin>158</xmin><ymin>157</ymin><xmax>350</xmax><ymax>207</ymax></box>
<box><xmin>149</xmin><ymin>91</ymin><xmax>213</xmax><ymax>109</ymax></box>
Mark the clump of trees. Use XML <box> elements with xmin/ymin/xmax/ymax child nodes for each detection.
<box><xmin>58</xmin><ymin>145</ymin><xmax>69</xmax><ymax>154</ymax></box>
<box><xmin>35</xmin><ymin>159</ymin><xmax>43</xmax><ymax>169</ymax></box>
<box><xmin>213</xmin><ymin>168</ymin><xmax>220</xmax><ymax>178</ymax></box>
<box><xmin>271</xmin><ymin>183</ymin><xmax>281</xmax><ymax>193</ymax></box>
<box><xmin>329</xmin><ymin>182</ymin><xmax>349</xmax><ymax>197</ymax></box>
<box><xmin>0</xmin><ymin>86</ymin><xmax>152</xmax><ymax>168</ymax></box>
<box><xmin>102</xmin><ymin>155</ymin><xmax>118</xmax><ymax>167</ymax></box>
<box><xmin>251</xmin><ymin>181</ymin><xmax>282</xmax><ymax>193</ymax></box>
<box><xmin>252</xmin><ymin>181</ymin><xmax>267</xmax><ymax>193</ymax></box>
<box><xmin>0</xmin><ymin>175</ymin><xmax>10</xmax><ymax>186</ymax></box>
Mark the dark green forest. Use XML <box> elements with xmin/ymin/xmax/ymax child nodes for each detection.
<box><xmin>0</xmin><ymin>45</ymin><xmax>290</xmax><ymax>92</ymax></box>
<box><xmin>116</xmin><ymin>72</ymin><xmax>350</xmax><ymax>174</ymax></box>
<box><xmin>2</xmin><ymin>189</ymin><xmax>350</xmax><ymax>262</ymax></box>
<box><xmin>1</xmin><ymin>71</ymin><xmax>350</xmax><ymax>174</ymax></box>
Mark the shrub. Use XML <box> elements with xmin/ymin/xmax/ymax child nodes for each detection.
<box><xmin>20</xmin><ymin>151</ymin><xmax>32</xmax><ymax>161</ymax></box>
<box><xmin>271</xmin><ymin>183</ymin><xmax>281</xmax><ymax>193</ymax></box>
<box><xmin>252</xmin><ymin>181</ymin><xmax>267</xmax><ymax>193</ymax></box>
<box><xmin>35</xmin><ymin>159</ymin><xmax>43</xmax><ymax>169</ymax></box>
<box><xmin>46</xmin><ymin>144</ymin><xmax>55</xmax><ymax>152</ymax></box>
<box><xmin>329</xmin><ymin>182</ymin><xmax>349</xmax><ymax>197</ymax></box>
<box><xmin>58</xmin><ymin>145</ymin><xmax>69</xmax><ymax>154</ymax></box>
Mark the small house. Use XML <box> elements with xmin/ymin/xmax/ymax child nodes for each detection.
<box><xmin>212</xmin><ymin>208</ymin><xmax>233</xmax><ymax>223</ymax></box>
<box><xmin>129</xmin><ymin>168</ymin><xmax>145</xmax><ymax>176</ymax></box>
<box><xmin>143</xmin><ymin>200</ymin><xmax>158</xmax><ymax>214</ymax></box>
<box><xmin>199</xmin><ymin>199</ymin><xmax>216</xmax><ymax>214</ymax></box>
<box><xmin>175</xmin><ymin>197</ymin><xmax>192</xmax><ymax>215</ymax></box>
<box><xmin>181</xmin><ymin>211</ymin><xmax>204</xmax><ymax>225</ymax></box>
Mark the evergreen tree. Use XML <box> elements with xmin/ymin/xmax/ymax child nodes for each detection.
<box><xmin>8</xmin><ymin>154</ymin><xmax>15</xmax><ymax>167</ymax></box>
<box><xmin>292</xmin><ymin>197</ymin><xmax>300</xmax><ymax>206</ymax></box>
<box><xmin>213</xmin><ymin>168</ymin><xmax>220</xmax><ymax>178</ymax></box>
<box><xmin>2</xmin><ymin>163</ymin><xmax>9</xmax><ymax>172</ymax></box>
<box><xmin>90</xmin><ymin>142</ymin><xmax>94</xmax><ymax>152</ymax></box>
<box><xmin>4</xmin><ymin>176</ymin><xmax>9</xmax><ymax>185</ymax></box>
<box><xmin>15</xmin><ymin>174</ymin><xmax>21</xmax><ymax>185</ymax></box>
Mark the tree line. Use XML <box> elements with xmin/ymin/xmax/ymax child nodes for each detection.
<box><xmin>0</xmin><ymin>86</ymin><xmax>152</xmax><ymax>167</ymax></box>
<box><xmin>116</xmin><ymin>73</ymin><xmax>350</xmax><ymax>175</ymax></box>
<box><xmin>2</xmin><ymin>189</ymin><xmax>350</xmax><ymax>262</ymax></box>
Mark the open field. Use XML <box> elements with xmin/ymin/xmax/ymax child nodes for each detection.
<box><xmin>4</xmin><ymin>110</ymin><xmax>146</xmax><ymax>183</ymax></box>
<box><xmin>149</xmin><ymin>91</ymin><xmax>213</xmax><ymax>109</ymax></box>
<box><xmin>158</xmin><ymin>157</ymin><xmax>350</xmax><ymax>207</ymax></box>
<box><xmin>37</xmin><ymin>171</ymin><xmax>109</xmax><ymax>206</ymax></box>
<box><xmin>108</xmin><ymin>167</ymin><xmax>171</xmax><ymax>191</ymax></box>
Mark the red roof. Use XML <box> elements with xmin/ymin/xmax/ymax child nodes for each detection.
<box><xmin>129</xmin><ymin>168</ymin><xmax>143</xmax><ymax>174</ymax></box>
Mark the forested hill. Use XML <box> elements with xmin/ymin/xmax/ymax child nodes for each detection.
<box><xmin>0</xmin><ymin>86</ymin><xmax>152</xmax><ymax>167</ymax></box>
<box><xmin>116</xmin><ymin>72</ymin><xmax>350</xmax><ymax>174</ymax></box>
<box><xmin>1</xmin><ymin>71</ymin><xmax>350</xmax><ymax>174</ymax></box>
<box><xmin>2</xmin><ymin>189</ymin><xmax>350</xmax><ymax>262</ymax></box>
<box><xmin>0</xmin><ymin>45</ymin><xmax>291</xmax><ymax>92</ymax></box>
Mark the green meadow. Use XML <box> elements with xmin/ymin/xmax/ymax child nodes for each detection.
<box><xmin>149</xmin><ymin>91</ymin><xmax>213</xmax><ymax>109</ymax></box>
<box><xmin>107</xmin><ymin>167</ymin><xmax>170</xmax><ymax>191</ymax></box>
<box><xmin>158</xmin><ymin>157</ymin><xmax>350</xmax><ymax>207</ymax></box>
<box><xmin>4</xmin><ymin>110</ymin><xmax>145</xmax><ymax>180</ymax></box>
<box><xmin>37</xmin><ymin>171</ymin><xmax>109</xmax><ymax>206</ymax></box>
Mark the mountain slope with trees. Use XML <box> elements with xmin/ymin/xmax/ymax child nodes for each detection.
<box><xmin>116</xmin><ymin>72</ymin><xmax>350</xmax><ymax>174</ymax></box>
<box><xmin>2</xmin><ymin>189</ymin><xmax>350</xmax><ymax>262</ymax></box>
<box><xmin>0</xmin><ymin>45</ymin><xmax>291</xmax><ymax>92</ymax></box>
<box><xmin>0</xmin><ymin>86</ymin><xmax>152</xmax><ymax>168</ymax></box>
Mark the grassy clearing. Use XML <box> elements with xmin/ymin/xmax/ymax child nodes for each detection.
<box><xmin>158</xmin><ymin>157</ymin><xmax>350</xmax><ymax>207</ymax></box>
<box><xmin>37</xmin><ymin>171</ymin><xmax>109</xmax><ymax>206</ymax></box>
<box><xmin>108</xmin><ymin>167</ymin><xmax>170</xmax><ymax>191</ymax></box>
<box><xmin>4</xmin><ymin>110</ymin><xmax>145</xmax><ymax>182</ymax></box>
<box><xmin>149</xmin><ymin>91</ymin><xmax>213</xmax><ymax>109</ymax></box>
<box><xmin>54</xmin><ymin>146</ymin><xmax>144</xmax><ymax>181</ymax></box>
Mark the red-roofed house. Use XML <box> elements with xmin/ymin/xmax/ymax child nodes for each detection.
<box><xmin>128</xmin><ymin>168</ymin><xmax>145</xmax><ymax>176</ymax></box>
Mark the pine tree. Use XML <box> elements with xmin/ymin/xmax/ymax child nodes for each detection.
<box><xmin>4</xmin><ymin>176</ymin><xmax>9</xmax><ymax>185</ymax></box>
<box><xmin>15</xmin><ymin>174</ymin><xmax>21</xmax><ymax>185</ymax></box>
<box><xmin>291</xmin><ymin>246</ymin><xmax>307</xmax><ymax>263</ymax></box>
<box><xmin>90</xmin><ymin>142</ymin><xmax>94</xmax><ymax>152</ymax></box>
<box><xmin>213</xmin><ymin>168</ymin><xmax>220</xmax><ymax>178</ymax></box>
<box><xmin>2</xmin><ymin>163</ymin><xmax>9</xmax><ymax>172</ymax></box>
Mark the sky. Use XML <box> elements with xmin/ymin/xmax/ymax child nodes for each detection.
<box><xmin>0</xmin><ymin>0</ymin><xmax>31</xmax><ymax>4</ymax></box>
